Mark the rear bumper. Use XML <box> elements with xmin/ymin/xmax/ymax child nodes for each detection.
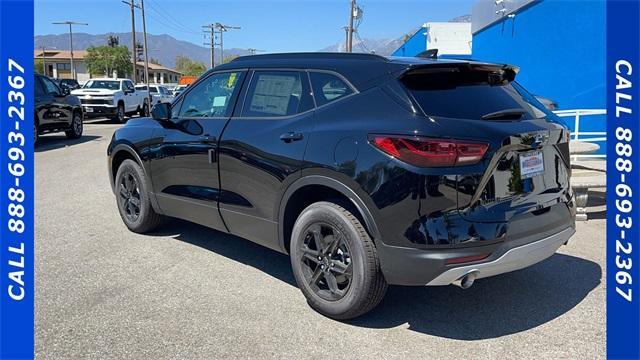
<box><xmin>426</xmin><ymin>227</ymin><xmax>574</xmax><ymax>285</ymax></box>
<box><xmin>377</xmin><ymin>225</ymin><xmax>575</xmax><ymax>286</ymax></box>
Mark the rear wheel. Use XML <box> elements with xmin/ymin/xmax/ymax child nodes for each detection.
<box><xmin>112</xmin><ymin>103</ymin><xmax>125</xmax><ymax>123</ymax></box>
<box><xmin>290</xmin><ymin>201</ymin><xmax>387</xmax><ymax>319</ymax></box>
<box><xmin>115</xmin><ymin>159</ymin><xmax>162</xmax><ymax>233</ymax></box>
<box><xmin>139</xmin><ymin>101</ymin><xmax>149</xmax><ymax>117</ymax></box>
<box><xmin>65</xmin><ymin>112</ymin><xmax>83</xmax><ymax>139</ymax></box>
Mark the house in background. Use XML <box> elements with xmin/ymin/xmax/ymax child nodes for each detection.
<box><xmin>34</xmin><ymin>49</ymin><xmax>90</xmax><ymax>83</ymax></box>
<box><xmin>391</xmin><ymin>22</ymin><xmax>472</xmax><ymax>59</ymax></box>
<box><xmin>34</xmin><ymin>49</ymin><xmax>182</xmax><ymax>85</ymax></box>
<box><xmin>471</xmin><ymin>0</ymin><xmax>606</xmax><ymax>157</ymax></box>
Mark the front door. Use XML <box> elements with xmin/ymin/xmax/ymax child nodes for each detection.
<box><xmin>36</xmin><ymin>75</ymin><xmax>73</xmax><ymax>130</ymax></box>
<box><xmin>218</xmin><ymin>70</ymin><xmax>315</xmax><ymax>250</ymax></box>
<box><xmin>150</xmin><ymin>70</ymin><xmax>246</xmax><ymax>231</ymax></box>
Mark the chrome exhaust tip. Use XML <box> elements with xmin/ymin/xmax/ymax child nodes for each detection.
<box><xmin>452</xmin><ymin>272</ymin><xmax>477</xmax><ymax>289</ymax></box>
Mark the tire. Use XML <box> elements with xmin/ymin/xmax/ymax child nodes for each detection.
<box><xmin>139</xmin><ymin>101</ymin><xmax>149</xmax><ymax>117</ymax></box>
<box><xmin>65</xmin><ymin>111</ymin><xmax>83</xmax><ymax>139</ymax></box>
<box><xmin>290</xmin><ymin>201</ymin><xmax>387</xmax><ymax>319</ymax></box>
<box><xmin>114</xmin><ymin>159</ymin><xmax>162</xmax><ymax>233</ymax></box>
<box><xmin>112</xmin><ymin>103</ymin><xmax>125</xmax><ymax>123</ymax></box>
<box><xmin>34</xmin><ymin>121</ymin><xmax>40</xmax><ymax>147</ymax></box>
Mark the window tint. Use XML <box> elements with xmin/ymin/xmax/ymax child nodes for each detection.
<box><xmin>124</xmin><ymin>81</ymin><xmax>134</xmax><ymax>91</ymax></box>
<box><xmin>35</xmin><ymin>77</ymin><xmax>45</xmax><ymax>96</ymax></box>
<box><xmin>401</xmin><ymin>69</ymin><xmax>547</xmax><ymax>120</ymax></box>
<box><xmin>179</xmin><ymin>71</ymin><xmax>243</xmax><ymax>118</ymax></box>
<box><xmin>242</xmin><ymin>71</ymin><xmax>312</xmax><ymax>117</ymax></box>
<box><xmin>41</xmin><ymin>77</ymin><xmax>60</xmax><ymax>95</ymax></box>
<box><xmin>309</xmin><ymin>72</ymin><xmax>353</xmax><ymax>106</ymax></box>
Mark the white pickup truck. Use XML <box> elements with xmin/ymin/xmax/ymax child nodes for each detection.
<box><xmin>72</xmin><ymin>78</ymin><xmax>149</xmax><ymax>123</ymax></box>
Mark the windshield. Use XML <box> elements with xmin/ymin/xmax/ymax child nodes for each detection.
<box><xmin>83</xmin><ymin>80</ymin><xmax>120</xmax><ymax>90</ymax></box>
<box><xmin>149</xmin><ymin>87</ymin><xmax>158</xmax><ymax>93</ymax></box>
<box><xmin>401</xmin><ymin>68</ymin><xmax>547</xmax><ymax>120</ymax></box>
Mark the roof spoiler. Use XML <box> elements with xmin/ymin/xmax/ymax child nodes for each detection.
<box><xmin>398</xmin><ymin>62</ymin><xmax>520</xmax><ymax>84</ymax></box>
<box><xmin>416</xmin><ymin>49</ymin><xmax>438</xmax><ymax>59</ymax></box>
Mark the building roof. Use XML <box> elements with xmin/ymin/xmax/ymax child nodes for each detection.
<box><xmin>34</xmin><ymin>49</ymin><xmax>88</xmax><ymax>60</ymax></box>
<box><xmin>135</xmin><ymin>61</ymin><xmax>182</xmax><ymax>74</ymax></box>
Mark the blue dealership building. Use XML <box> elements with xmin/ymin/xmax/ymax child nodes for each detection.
<box><xmin>392</xmin><ymin>0</ymin><xmax>607</xmax><ymax>156</ymax></box>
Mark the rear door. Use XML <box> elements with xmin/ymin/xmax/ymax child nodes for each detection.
<box><xmin>149</xmin><ymin>70</ymin><xmax>246</xmax><ymax>231</ymax></box>
<box><xmin>218</xmin><ymin>69</ymin><xmax>315</xmax><ymax>250</ymax></box>
<box><xmin>400</xmin><ymin>65</ymin><xmax>572</xmax><ymax>224</ymax></box>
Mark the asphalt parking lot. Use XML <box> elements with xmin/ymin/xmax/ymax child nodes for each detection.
<box><xmin>35</xmin><ymin>119</ymin><xmax>606</xmax><ymax>359</ymax></box>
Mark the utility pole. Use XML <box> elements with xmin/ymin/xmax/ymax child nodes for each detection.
<box><xmin>122</xmin><ymin>0</ymin><xmax>137</xmax><ymax>82</ymax></box>
<box><xmin>39</xmin><ymin>46</ymin><xmax>55</xmax><ymax>76</ymax></box>
<box><xmin>52</xmin><ymin>21</ymin><xmax>88</xmax><ymax>79</ymax></box>
<box><xmin>342</xmin><ymin>26</ymin><xmax>349</xmax><ymax>52</ymax></box>
<box><xmin>140</xmin><ymin>0</ymin><xmax>151</xmax><ymax>91</ymax></box>
<box><xmin>247</xmin><ymin>48</ymin><xmax>264</xmax><ymax>55</ymax></box>
<box><xmin>347</xmin><ymin>0</ymin><xmax>356</xmax><ymax>52</ymax></box>
<box><xmin>215</xmin><ymin>23</ymin><xmax>240</xmax><ymax>64</ymax></box>
<box><xmin>202</xmin><ymin>23</ymin><xmax>216</xmax><ymax>68</ymax></box>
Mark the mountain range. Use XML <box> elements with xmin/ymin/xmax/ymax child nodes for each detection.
<box><xmin>34</xmin><ymin>15</ymin><xmax>470</xmax><ymax>68</ymax></box>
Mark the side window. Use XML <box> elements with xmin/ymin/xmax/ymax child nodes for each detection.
<box><xmin>35</xmin><ymin>77</ymin><xmax>45</xmax><ymax>96</ymax></box>
<box><xmin>179</xmin><ymin>71</ymin><xmax>244</xmax><ymax>118</ymax></box>
<box><xmin>41</xmin><ymin>77</ymin><xmax>60</xmax><ymax>96</ymax></box>
<box><xmin>171</xmin><ymin>98</ymin><xmax>183</xmax><ymax>118</ymax></box>
<box><xmin>242</xmin><ymin>71</ymin><xmax>312</xmax><ymax>117</ymax></box>
<box><xmin>124</xmin><ymin>81</ymin><xmax>134</xmax><ymax>91</ymax></box>
<box><xmin>309</xmin><ymin>72</ymin><xmax>354</xmax><ymax>107</ymax></box>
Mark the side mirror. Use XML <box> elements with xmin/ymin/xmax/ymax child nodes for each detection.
<box><xmin>151</xmin><ymin>102</ymin><xmax>171</xmax><ymax>121</ymax></box>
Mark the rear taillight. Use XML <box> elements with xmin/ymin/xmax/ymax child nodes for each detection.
<box><xmin>368</xmin><ymin>135</ymin><xmax>488</xmax><ymax>167</ymax></box>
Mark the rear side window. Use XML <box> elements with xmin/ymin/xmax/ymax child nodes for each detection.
<box><xmin>242</xmin><ymin>71</ymin><xmax>313</xmax><ymax>117</ymax></box>
<box><xmin>309</xmin><ymin>72</ymin><xmax>353</xmax><ymax>106</ymax></box>
<box><xmin>401</xmin><ymin>68</ymin><xmax>546</xmax><ymax>120</ymax></box>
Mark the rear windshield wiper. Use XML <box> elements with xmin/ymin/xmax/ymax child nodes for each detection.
<box><xmin>481</xmin><ymin>108</ymin><xmax>526</xmax><ymax>120</ymax></box>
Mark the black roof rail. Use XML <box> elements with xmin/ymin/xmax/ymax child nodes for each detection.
<box><xmin>231</xmin><ymin>52</ymin><xmax>389</xmax><ymax>63</ymax></box>
<box><xmin>416</xmin><ymin>49</ymin><xmax>438</xmax><ymax>59</ymax></box>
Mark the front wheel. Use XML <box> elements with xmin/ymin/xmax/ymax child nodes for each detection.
<box><xmin>114</xmin><ymin>159</ymin><xmax>162</xmax><ymax>233</ymax></box>
<box><xmin>112</xmin><ymin>103</ymin><xmax>125</xmax><ymax>123</ymax></box>
<box><xmin>290</xmin><ymin>201</ymin><xmax>387</xmax><ymax>320</ymax></box>
<box><xmin>65</xmin><ymin>112</ymin><xmax>83</xmax><ymax>139</ymax></box>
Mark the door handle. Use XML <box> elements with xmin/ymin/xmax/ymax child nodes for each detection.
<box><xmin>280</xmin><ymin>132</ymin><xmax>304</xmax><ymax>143</ymax></box>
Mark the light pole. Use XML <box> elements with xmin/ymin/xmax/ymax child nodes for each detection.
<box><xmin>52</xmin><ymin>21</ymin><xmax>88</xmax><ymax>80</ymax></box>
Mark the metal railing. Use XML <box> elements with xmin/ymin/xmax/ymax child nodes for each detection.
<box><xmin>553</xmin><ymin>109</ymin><xmax>607</xmax><ymax>160</ymax></box>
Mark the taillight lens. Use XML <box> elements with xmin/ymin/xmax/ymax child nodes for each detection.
<box><xmin>369</xmin><ymin>135</ymin><xmax>489</xmax><ymax>167</ymax></box>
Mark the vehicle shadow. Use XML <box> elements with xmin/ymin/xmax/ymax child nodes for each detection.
<box><xmin>35</xmin><ymin>135</ymin><xmax>102</xmax><ymax>152</ymax></box>
<box><xmin>151</xmin><ymin>218</ymin><xmax>602</xmax><ymax>340</ymax></box>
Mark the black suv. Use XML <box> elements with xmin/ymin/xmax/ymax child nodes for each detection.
<box><xmin>35</xmin><ymin>74</ymin><xmax>84</xmax><ymax>145</ymax></box>
<box><xmin>108</xmin><ymin>53</ymin><xmax>575</xmax><ymax>319</ymax></box>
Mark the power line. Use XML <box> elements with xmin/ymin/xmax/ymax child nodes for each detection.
<box><xmin>146</xmin><ymin>0</ymin><xmax>197</xmax><ymax>34</ymax></box>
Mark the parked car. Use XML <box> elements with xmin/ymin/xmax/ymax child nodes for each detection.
<box><xmin>54</xmin><ymin>78</ymin><xmax>81</xmax><ymax>90</ymax></box>
<box><xmin>172</xmin><ymin>84</ymin><xmax>188</xmax><ymax>97</ymax></box>
<box><xmin>35</xmin><ymin>74</ymin><xmax>84</xmax><ymax>145</ymax></box>
<box><xmin>107</xmin><ymin>53</ymin><xmax>575</xmax><ymax>319</ymax></box>
<box><xmin>71</xmin><ymin>78</ymin><xmax>149</xmax><ymax>123</ymax></box>
<box><xmin>135</xmin><ymin>84</ymin><xmax>173</xmax><ymax>105</ymax></box>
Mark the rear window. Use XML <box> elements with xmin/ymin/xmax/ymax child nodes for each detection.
<box><xmin>401</xmin><ymin>68</ymin><xmax>547</xmax><ymax>120</ymax></box>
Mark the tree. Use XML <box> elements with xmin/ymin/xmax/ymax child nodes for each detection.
<box><xmin>35</xmin><ymin>58</ymin><xmax>44</xmax><ymax>75</ymax></box>
<box><xmin>150</xmin><ymin>58</ymin><xmax>161</xmax><ymax>65</ymax></box>
<box><xmin>175</xmin><ymin>55</ymin><xmax>207</xmax><ymax>76</ymax></box>
<box><xmin>221</xmin><ymin>55</ymin><xmax>238</xmax><ymax>64</ymax></box>
<box><xmin>85</xmin><ymin>45</ymin><xmax>132</xmax><ymax>78</ymax></box>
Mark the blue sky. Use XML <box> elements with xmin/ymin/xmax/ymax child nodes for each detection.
<box><xmin>35</xmin><ymin>0</ymin><xmax>474</xmax><ymax>52</ymax></box>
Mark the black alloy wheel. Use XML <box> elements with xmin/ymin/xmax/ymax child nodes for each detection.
<box><xmin>299</xmin><ymin>222</ymin><xmax>353</xmax><ymax>301</ymax></box>
<box><xmin>118</xmin><ymin>171</ymin><xmax>142</xmax><ymax>223</ymax></box>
